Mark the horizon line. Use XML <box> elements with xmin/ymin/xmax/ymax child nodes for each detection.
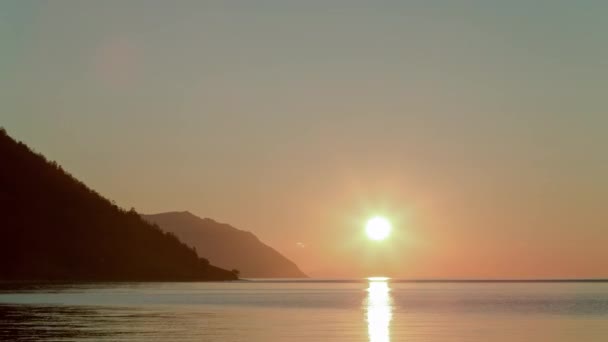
<box><xmin>243</xmin><ymin>278</ymin><xmax>608</xmax><ymax>283</ymax></box>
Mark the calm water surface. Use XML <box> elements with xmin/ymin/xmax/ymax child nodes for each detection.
<box><xmin>1</xmin><ymin>279</ymin><xmax>607</xmax><ymax>341</ymax></box>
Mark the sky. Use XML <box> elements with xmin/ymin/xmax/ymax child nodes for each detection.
<box><xmin>2</xmin><ymin>0</ymin><xmax>608</xmax><ymax>278</ymax></box>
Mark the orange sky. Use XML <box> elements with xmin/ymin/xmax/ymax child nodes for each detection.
<box><xmin>3</xmin><ymin>1</ymin><xmax>608</xmax><ymax>278</ymax></box>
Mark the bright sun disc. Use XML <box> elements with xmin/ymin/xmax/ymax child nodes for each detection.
<box><xmin>366</xmin><ymin>217</ymin><xmax>392</xmax><ymax>241</ymax></box>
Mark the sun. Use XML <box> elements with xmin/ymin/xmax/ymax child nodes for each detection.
<box><xmin>365</xmin><ymin>217</ymin><xmax>392</xmax><ymax>241</ymax></box>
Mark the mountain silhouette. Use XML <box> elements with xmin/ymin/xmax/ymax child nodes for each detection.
<box><xmin>143</xmin><ymin>212</ymin><xmax>307</xmax><ymax>278</ymax></box>
<box><xmin>0</xmin><ymin>128</ymin><xmax>236</xmax><ymax>281</ymax></box>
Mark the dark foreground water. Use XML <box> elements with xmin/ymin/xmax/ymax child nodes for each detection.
<box><xmin>1</xmin><ymin>279</ymin><xmax>607</xmax><ymax>341</ymax></box>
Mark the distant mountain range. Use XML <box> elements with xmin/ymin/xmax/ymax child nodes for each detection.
<box><xmin>143</xmin><ymin>212</ymin><xmax>307</xmax><ymax>278</ymax></box>
<box><xmin>0</xmin><ymin>128</ymin><xmax>236</xmax><ymax>281</ymax></box>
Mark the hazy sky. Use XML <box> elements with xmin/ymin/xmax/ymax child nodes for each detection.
<box><xmin>3</xmin><ymin>0</ymin><xmax>608</xmax><ymax>278</ymax></box>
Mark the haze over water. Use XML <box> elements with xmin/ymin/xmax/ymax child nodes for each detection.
<box><xmin>2</xmin><ymin>279</ymin><xmax>608</xmax><ymax>341</ymax></box>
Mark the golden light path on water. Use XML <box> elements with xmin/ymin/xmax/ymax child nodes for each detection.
<box><xmin>366</xmin><ymin>277</ymin><xmax>393</xmax><ymax>342</ymax></box>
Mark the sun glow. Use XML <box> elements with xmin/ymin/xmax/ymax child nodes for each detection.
<box><xmin>365</xmin><ymin>217</ymin><xmax>392</xmax><ymax>241</ymax></box>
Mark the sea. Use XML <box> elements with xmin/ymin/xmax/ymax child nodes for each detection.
<box><xmin>1</xmin><ymin>279</ymin><xmax>607</xmax><ymax>341</ymax></box>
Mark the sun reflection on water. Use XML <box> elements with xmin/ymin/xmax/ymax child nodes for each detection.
<box><xmin>366</xmin><ymin>277</ymin><xmax>392</xmax><ymax>342</ymax></box>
